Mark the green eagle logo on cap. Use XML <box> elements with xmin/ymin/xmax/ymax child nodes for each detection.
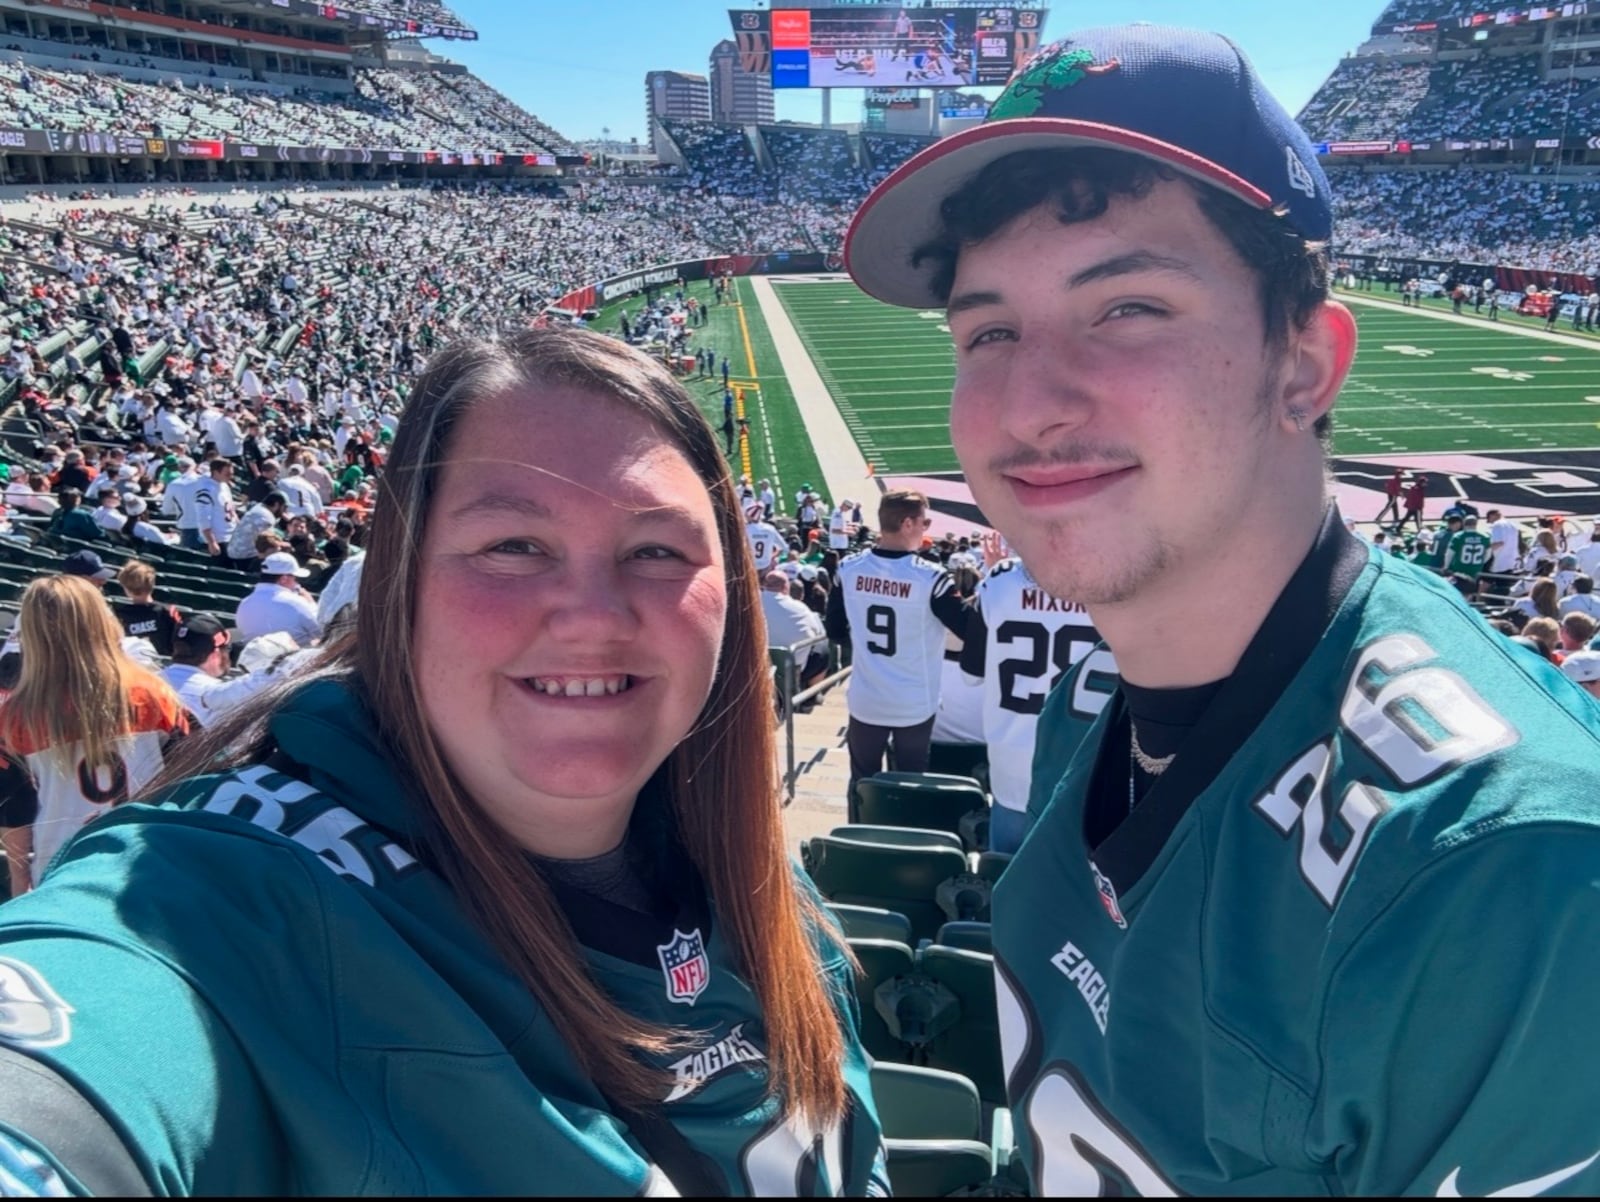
<box><xmin>989</xmin><ymin>45</ymin><xmax>1121</xmax><ymax>120</ymax></box>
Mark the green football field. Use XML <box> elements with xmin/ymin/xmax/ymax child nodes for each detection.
<box><xmin>771</xmin><ymin>280</ymin><xmax>1600</xmax><ymax>475</ymax></box>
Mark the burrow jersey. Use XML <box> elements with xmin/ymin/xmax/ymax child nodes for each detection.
<box><xmin>960</xmin><ymin>558</ymin><xmax>1116</xmax><ymax>816</ymax></box>
<box><xmin>996</xmin><ymin>517</ymin><xmax>1600</xmax><ymax>1195</ymax></box>
<box><xmin>829</xmin><ymin>547</ymin><xmax>960</xmax><ymax>727</ymax></box>
<box><xmin>0</xmin><ymin>681</ymin><xmax>888</xmax><ymax>1196</ymax></box>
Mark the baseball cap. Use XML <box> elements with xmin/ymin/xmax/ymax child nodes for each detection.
<box><xmin>172</xmin><ymin>612</ymin><xmax>227</xmax><ymax>658</ymax></box>
<box><xmin>1561</xmin><ymin>554</ymin><xmax>1580</xmax><ymax>568</ymax></box>
<box><xmin>846</xmin><ymin>23</ymin><xmax>1332</xmax><ymax>310</ymax></box>
<box><xmin>61</xmin><ymin>549</ymin><xmax>115</xmax><ymax>581</ymax></box>
<box><xmin>261</xmin><ymin>551</ymin><xmax>311</xmax><ymax>579</ymax></box>
<box><xmin>1562</xmin><ymin>650</ymin><xmax>1600</xmax><ymax>684</ymax></box>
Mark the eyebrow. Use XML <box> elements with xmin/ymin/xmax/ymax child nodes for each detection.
<box><xmin>946</xmin><ymin>250</ymin><xmax>1203</xmax><ymax>318</ymax></box>
<box><xmin>447</xmin><ymin>494</ymin><xmax>705</xmax><ymax>527</ymax></box>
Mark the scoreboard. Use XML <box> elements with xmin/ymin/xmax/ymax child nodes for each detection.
<box><xmin>729</xmin><ymin>7</ymin><xmax>1046</xmax><ymax>90</ymax></box>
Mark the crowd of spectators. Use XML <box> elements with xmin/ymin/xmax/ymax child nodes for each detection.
<box><xmin>1329</xmin><ymin>167</ymin><xmax>1600</xmax><ymax>272</ymax></box>
<box><xmin>0</xmin><ymin>56</ymin><xmax>568</xmax><ymax>154</ymax></box>
<box><xmin>1300</xmin><ymin>52</ymin><xmax>1600</xmax><ymax>144</ymax></box>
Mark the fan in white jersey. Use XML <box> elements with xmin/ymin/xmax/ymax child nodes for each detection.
<box><xmin>743</xmin><ymin>502</ymin><xmax>783</xmax><ymax>573</ymax></box>
<box><xmin>823</xmin><ymin>490</ymin><xmax>968</xmax><ymax>816</ymax></box>
<box><xmin>960</xmin><ymin>557</ymin><xmax>1117</xmax><ymax>853</ymax></box>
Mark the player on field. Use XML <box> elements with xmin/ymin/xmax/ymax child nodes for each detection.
<box><xmin>960</xmin><ymin>556</ymin><xmax>1116</xmax><ymax>854</ymax></box>
<box><xmin>825</xmin><ymin>489</ymin><xmax>968</xmax><ymax>816</ymax></box>
<box><xmin>744</xmin><ymin>501</ymin><xmax>783</xmax><ymax>573</ymax></box>
<box><xmin>846</xmin><ymin>22</ymin><xmax>1600</xmax><ymax>1196</ymax></box>
<box><xmin>0</xmin><ymin>330</ymin><xmax>887</xmax><ymax>1196</ymax></box>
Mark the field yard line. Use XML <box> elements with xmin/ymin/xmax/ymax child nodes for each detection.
<box><xmin>1342</xmin><ymin>292</ymin><xmax>1600</xmax><ymax>351</ymax></box>
<box><xmin>749</xmin><ymin>276</ymin><xmax>875</xmax><ymax>503</ymax></box>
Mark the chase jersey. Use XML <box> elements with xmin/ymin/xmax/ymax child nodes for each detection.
<box><xmin>747</xmin><ymin>521</ymin><xmax>783</xmax><ymax>573</ymax></box>
<box><xmin>960</xmin><ymin>559</ymin><xmax>1115</xmax><ymax>814</ymax></box>
<box><xmin>0</xmin><ymin>682</ymin><xmax>888</xmax><ymax>1196</ymax></box>
<box><xmin>995</xmin><ymin>517</ymin><xmax>1600</xmax><ymax>1195</ymax></box>
<box><xmin>828</xmin><ymin>548</ymin><xmax>961</xmax><ymax>727</ymax></box>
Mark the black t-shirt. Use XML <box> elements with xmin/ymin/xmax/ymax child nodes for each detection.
<box><xmin>114</xmin><ymin>601</ymin><xmax>180</xmax><ymax>658</ymax></box>
<box><xmin>0</xmin><ymin>753</ymin><xmax>38</xmax><ymax>829</ymax></box>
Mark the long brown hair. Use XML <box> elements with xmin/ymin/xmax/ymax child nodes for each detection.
<box><xmin>0</xmin><ymin>574</ymin><xmax>179</xmax><ymax>770</ymax></box>
<box><xmin>156</xmin><ymin>327</ymin><xmax>848</xmax><ymax>1122</ymax></box>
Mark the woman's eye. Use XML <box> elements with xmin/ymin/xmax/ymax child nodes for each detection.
<box><xmin>487</xmin><ymin>539</ymin><xmax>541</xmax><ymax>556</ymax></box>
<box><xmin>631</xmin><ymin>545</ymin><xmax>683</xmax><ymax>561</ymax></box>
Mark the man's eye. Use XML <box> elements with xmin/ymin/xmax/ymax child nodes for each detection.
<box><xmin>965</xmin><ymin>327</ymin><xmax>1015</xmax><ymax>350</ymax></box>
<box><xmin>1105</xmin><ymin>302</ymin><xmax>1165</xmax><ymax>321</ymax></box>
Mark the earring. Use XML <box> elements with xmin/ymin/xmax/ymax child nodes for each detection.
<box><xmin>1288</xmin><ymin>409</ymin><xmax>1307</xmax><ymax>431</ymax></box>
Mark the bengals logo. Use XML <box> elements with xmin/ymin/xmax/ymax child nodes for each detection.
<box><xmin>738</xmin><ymin>30</ymin><xmax>771</xmax><ymax>75</ymax></box>
<box><xmin>740</xmin><ymin>11</ymin><xmax>760</xmax><ymax>29</ymax></box>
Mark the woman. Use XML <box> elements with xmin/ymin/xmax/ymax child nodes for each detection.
<box><xmin>1509</xmin><ymin>577</ymin><xmax>1561</xmax><ymax>622</ymax></box>
<box><xmin>0</xmin><ymin>328</ymin><xmax>886</xmax><ymax>1196</ymax></box>
<box><xmin>0</xmin><ymin>574</ymin><xmax>188</xmax><ymax>898</ymax></box>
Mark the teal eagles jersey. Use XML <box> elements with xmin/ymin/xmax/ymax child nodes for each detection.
<box><xmin>996</xmin><ymin>513</ymin><xmax>1600</xmax><ymax>1196</ymax></box>
<box><xmin>0</xmin><ymin>680</ymin><xmax>888</xmax><ymax>1196</ymax></box>
<box><xmin>1410</xmin><ymin>524</ymin><xmax>1451</xmax><ymax>570</ymax></box>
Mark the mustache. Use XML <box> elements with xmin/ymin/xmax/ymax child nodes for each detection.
<box><xmin>985</xmin><ymin>443</ymin><xmax>1140</xmax><ymax>474</ymax></box>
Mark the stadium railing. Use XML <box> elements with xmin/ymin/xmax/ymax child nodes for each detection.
<box><xmin>770</xmin><ymin>631</ymin><xmax>848</xmax><ymax>804</ymax></box>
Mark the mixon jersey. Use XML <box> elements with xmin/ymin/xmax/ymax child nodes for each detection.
<box><xmin>995</xmin><ymin>512</ymin><xmax>1600</xmax><ymax>1196</ymax></box>
<box><xmin>960</xmin><ymin>559</ymin><xmax>1115</xmax><ymax>815</ymax></box>
<box><xmin>0</xmin><ymin>681</ymin><xmax>887</xmax><ymax>1196</ymax></box>
<box><xmin>826</xmin><ymin>547</ymin><xmax>965</xmax><ymax>727</ymax></box>
<box><xmin>0</xmin><ymin>684</ymin><xmax>186</xmax><ymax>887</ymax></box>
<box><xmin>747</xmin><ymin>520</ymin><xmax>784</xmax><ymax>573</ymax></box>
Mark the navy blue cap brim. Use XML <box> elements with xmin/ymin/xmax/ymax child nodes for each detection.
<box><xmin>845</xmin><ymin>117</ymin><xmax>1278</xmax><ymax>311</ymax></box>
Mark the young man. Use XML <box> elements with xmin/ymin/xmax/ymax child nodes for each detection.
<box><xmin>1441</xmin><ymin>513</ymin><xmax>1492</xmax><ymax>596</ymax></box>
<box><xmin>824</xmin><ymin>490</ymin><xmax>966</xmax><ymax>817</ymax></box>
<box><xmin>845</xmin><ymin>23</ymin><xmax>1600</xmax><ymax>1196</ymax></box>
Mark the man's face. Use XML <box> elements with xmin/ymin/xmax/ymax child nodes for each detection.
<box><xmin>946</xmin><ymin>179</ymin><xmax>1286</xmax><ymax>605</ymax></box>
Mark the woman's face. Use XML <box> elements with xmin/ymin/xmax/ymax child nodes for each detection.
<box><xmin>413</xmin><ymin>384</ymin><xmax>728</xmax><ymax>859</ymax></box>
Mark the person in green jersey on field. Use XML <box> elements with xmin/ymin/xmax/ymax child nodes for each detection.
<box><xmin>0</xmin><ymin>327</ymin><xmax>888</xmax><ymax>1197</ymax></box>
<box><xmin>846</xmin><ymin>22</ymin><xmax>1600</xmax><ymax>1197</ymax></box>
<box><xmin>1442</xmin><ymin>513</ymin><xmax>1494</xmax><ymax>597</ymax></box>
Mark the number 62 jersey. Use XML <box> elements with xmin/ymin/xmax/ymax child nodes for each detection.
<box><xmin>995</xmin><ymin>521</ymin><xmax>1600</xmax><ymax>1196</ymax></box>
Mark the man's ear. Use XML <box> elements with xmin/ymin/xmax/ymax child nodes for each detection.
<box><xmin>1277</xmin><ymin>299</ymin><xmax>1358</xmax><ymax>434</ymax></box>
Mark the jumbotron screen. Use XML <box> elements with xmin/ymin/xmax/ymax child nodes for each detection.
<box><xmin>729</xmin><ymin>7</ymin><xmax>1046</xmax><ymax>90</ymax></box>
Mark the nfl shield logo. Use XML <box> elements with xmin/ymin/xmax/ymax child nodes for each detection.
<box><xmin>657</xmin><ymin>928</ymin><xmax>711</xmax><ymax>1005</ymax></box>
<box><xmin>1090</xmin><ymin>862</ymin><xmax>1128</xmax><ymax>930</ymax></box>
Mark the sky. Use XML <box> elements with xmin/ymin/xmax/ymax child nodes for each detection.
<box><xmin>441</xmin><ymin>0</ymin><xmax>1385</xmax><ymax>147</ymax></box>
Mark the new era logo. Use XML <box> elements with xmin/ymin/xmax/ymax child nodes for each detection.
<box><xmin>1286</xmin><ymin>147</ymin><xmax>1317</xmax><ymax>199</ymax></box>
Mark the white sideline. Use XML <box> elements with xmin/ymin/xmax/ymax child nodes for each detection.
<box><xmin>747</xmin><ymin>275</ymin><xmax>876</xmax><ymax>507</ymax></box>
<box><xmin>1341</xmin><ymin>289</ymin><xmax>1600</xmax><ymax>352</ymax></box>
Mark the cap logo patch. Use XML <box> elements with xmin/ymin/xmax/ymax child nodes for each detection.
<box><xmin>989</xmin><ymin>45</ymin><xmax>1121</xmax><ymax>120</ymax></box>
<box><xmin>1286</xmin><ymin>146</ymin><xmax>1317</xmax><ymax>199</ymax></box>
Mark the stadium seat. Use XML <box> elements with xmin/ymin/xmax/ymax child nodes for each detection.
<box><xmin>872</xmin><ymin>1064</ymin><xmax>994</xmax><ymax>1196</ymax></box>
<box><xmin>827</xmin><ymin>824</ymin><xmax>964</xmax><ymax>853</ymax></box>
<box><xmin>825</xmin><ymin>903</ymin><xmax>912</xmax><ymax>944</ymax></box>
<box><xmin>975</xmin><ymin>852</ymin><xmax>1012</xmax><ymax>885</ymax></box>
<box><xmin>804</xmin><ymin>835</ymin><xmax>968</xmax><ymax>943</ymax></box>
<box><xmin>848</xmin><ymin>937</ymin><xmax>916</xmax><ymax>1062</ymax></box>
<box><xmin>921</xmin><ymin>946</ymin><xmax>1005</xmax><ymax>1106</ymax></box>
<box><xmin>855</xmin><ymin>772</ymin><xmax>989</xmax><ymax>850</ymax></box>
<box><xmin>935</xmin><ymin>921</ymin><xmax>992</xmax><ymax>955</ymax></box>
<box><xmin>927</xmin><ymin>741</ymin><xmax>988</xmax><ymax>782</ymax></box>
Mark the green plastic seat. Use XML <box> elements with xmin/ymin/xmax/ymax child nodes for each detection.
<box><xmin>921</xmin><ymin>946</ymin><xmax>1005</xmax><ymax>1106</ymax></box>
<box><xmin>936</xmin><ymin>921</ymin><xmax>992</xmax><ymax>954</ymax></box>
<box><xmin>848</xmin><ymin>937</ymin><xmax>915</xmax><ymax>1062</ymax></box>
<box><xmin>805</xmin><ymin>835</ymin><xmax>969</xmax><ymax>943</ymax></box>
<box><xmin>927</xmin><ymin>740</ymin><xmax>988</xmax><ymax>781</ymax></box>
<box><xmin>829</xmin><ymin>824</ymin><xmax>965</xmax><ymax>854</ymax></box>
<box><xmin>856</xmin><ymin>772</ymin><xmax>989</xmax><ymax>850</ymax></box>
<box><xmin>870</xmin><ymin>1062</ymin><xmax>981</xmax><ymax>1140</ymax></box>
<box><xmin>826</xmin><ymin>903</ymin><xmax>913</xmax><ymax>944</ymax></box>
